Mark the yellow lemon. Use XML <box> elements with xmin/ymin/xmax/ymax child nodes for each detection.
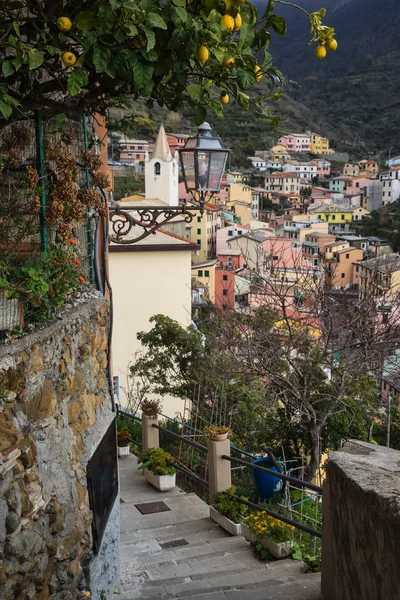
<box><xmin>223</xmin><ymin>57</ymin><xmax>235</xmax><ymax>68</ymax></box>
<box><xmin>220</xmin><ymin>14</ymin><xmax>235</xmax><ymax>33</ymax></box>
<box><xmin>62</xmin><ymin>52</ymin><xmax>77</xmax><ymax>67</ymax></box>
<box><xmin>57</xmin><ymin>17</ymin><xmax>72</xmax><ymax>32</ymax></box>
<box><xmin>220</xmin><ymin>92</ymin><xmax>229</xmax><ymax>104</ymax></box>
<box><xmin>326</xmin><ymin>38</ymin><xmax>338</xmax><ymax>51</ymax></box>
<box><xmin>315</xmin><ymin>45</ymin><xmax>327</xmax><ymax>59</ymax></box>
<box><xmin>254</xmin><ymin>65</ymin><xmax>262</xmax><ymax>81</ymax></box>
<box><xmin>233</xmin><ymin>14</ymin><xmax>242</xmax><ymax>31</ymax></box>
<box><xmin>197</xmin><ymin>45</ymin><xmax>209</xmax><ymax>63</ymax></box>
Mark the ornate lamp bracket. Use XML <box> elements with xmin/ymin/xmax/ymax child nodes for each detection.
<box><xmin>108</xmin><ymin>202</ymin><xmax>204</xmax><ymax>245</ymax></box>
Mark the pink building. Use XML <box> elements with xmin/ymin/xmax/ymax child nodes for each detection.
<box><xmin>264</xmin><ymin>237</ymin><xmax>303</xmax><ymax>270</ymax></box>
<box><xmin>166</xmin><ymin>133</ymin><xmax>189</xmax><ymax>157</ymax></box>
<box><xmin>278</xmin><ymin>134</ymin><xmax>311</xmax><ymax>153</ymax></box>
<box><xmin>216</xmin><ymin>224</ymin><xmax>250</xmax><ymax>254</ymax></box>
<box><xmin>218</xmin><ymin>250</ymin><xmax>245</xmax><ymax>270</ymax></box>
<box><xmin>315</xmin><ymin>159</ymin><xmax>331</xmax><ymax>178</ymax></box>
<box><xmin>346</xmin><ymin>176</ymin><xmax>371</xmax><ymax>196</ymax></box>
<box><xmin>215</xmin><ymin>267</ymin><xmax>235</xmax><ymax>311</ymax></box>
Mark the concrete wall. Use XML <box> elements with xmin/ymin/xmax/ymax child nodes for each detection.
<box><xmin>0</xmin><ymin>295</ymin><xmax>119</xmax><ymax>600</ymax></box>
<box><xmin>109</xmin><ymin>249</ymin><xmax>192</xmax><ymax>415</ymax></box>
<box><xmin>323</xmin><ymin>441</ymin><xmax>400</xmax><ymax>600</ymax></box>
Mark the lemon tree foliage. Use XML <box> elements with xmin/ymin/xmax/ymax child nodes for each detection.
<box><xmin>0</xmin><ymin>0</ymin><xmax>335</xmax><ymax>125</ymax></box>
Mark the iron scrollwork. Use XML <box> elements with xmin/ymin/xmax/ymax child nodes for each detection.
<box><xmin>108</xmin><ymin>203</ymin><xmax>204</xmax><ymax>244</ymax></box>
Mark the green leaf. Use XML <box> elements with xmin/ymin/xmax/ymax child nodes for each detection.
<box><xmin>213</xmin><ymin>48</ymin><xmax>225</xmax><ymax>62</ymax></box>
<box><xmin>2</xmin><ymin>61</ymin><xmax>14</xmax><ymax>78</ymax></box>
<box><xmin>194</xmin><ymin>106</ymin><xmax>207</xmax><ymax>126</ymax></box>
<box><xmin>124</xmin><ymin>23</ymin><xmax>138</xmax><ymax>36</ymax></box>
<box><xmin>76</xmin><ymin>11</ymin><xmax>97</xmax><ymax>31</ymax></box>
<box><xmin>168</xmin><ymin>27</ymin><xmax>187</xmax><ymax>50</ymax></box>
<box><xmin>161</xmin><ymin>69</ymin><xmax>172</xmax><ymax>84</ymax></box>
<box><xmin>67</xmin><ymin>68</ymin><xmax>89</xmax><ymax>96</ymax></box>
<box><xmin>209</xmin><ymin>100</ymin><xmax>223</xmax><ymax>119</ymax></box>
<box><xmin>93</xmin><ymin>43</ymin><xmax>112</xmax><ymax>72</ymax></box>
<box><xmin>247</xmin><ymin>3</ymin><xmax>258</xmax><ymax>26</ymax></box>
<box><xmin>142</xmin><ymin>48</ymin><xmax>158</xmax><ymax>62</ymax></box>
<box><xmin>237</xmin><ymin>91</ymin><xmax>249</xmax><ymax>110</ymax></box>
<box><xmin>11</xmin><ymin>59</ymin><xmax>22</xmax><ymax>71</ymax></box>
<box><xmin>146</xmin><ymin>11</ymin><xmax>167</xmax><ymax>29</ymax></box>
<box><xmin>28</xmin><ymin>49</ymin><xmax>44</xmax><ymax>70</ymax></box>
<box><xmin>262</xmin><ymin>0</ymin><xmax>275</xmax><ymax>20</ymax></box>
<box><xmin>116</xmin><ymin>49</ymin><xmax>138</xmax><ymax>71</ymax></box>
<box><xmin>12</xmin><ymin>21</ymin><xmax>21</xmax><ymax>38</ymax></box>
<box><xmin>132</xmin><ymin>60</ymin><xmax>154</xmax><ymax>89</ymax></box>
<box><xmin>187</xmin><ymin>83</ymin><xmax>204</xmax><ymax>102</ymax></box>
<box><xmin>0</xmin><ymin>102</ymin><xmax>13</xmax><ymax>119</ymax></box>
<box><xmin>267</xmin><ymin>15</ymin><xmax>287</xmax><ymax>36</ymax></box>
<box><xmin>238</xmin><ymin>23</ymin><xmax>254</xmax><ymax>50</ymax></box>
<box><xmin>52</xmin><ymin>114</ymin><xmax>66</xmax><ymax>131</ymax></box>
<box><xmin>172</xmin><ymin>6</ymin><xmax>187</xmax><ymax>25</ymax></box>
<box><xmin>171</xmin><ymin>0</ymin><xmax>185</xmax><ymax>5</ymax></box>
<box><xmin>143</xmin><ymin>27</ymin><xmax>156</xmax><ymax>51</ymax></box>
<box><xmin>237</xmin><ymin>68</ymin><xmax>256</xmax><ymax>90</ymax></box>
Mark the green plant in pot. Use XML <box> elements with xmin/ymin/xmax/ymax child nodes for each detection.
<box><xmin>138</xmin><ymin>447</ymin><xmax>176</xmax><ymax>491</ymax></box>
<box><xmin>140</xmin><ymin>398</ymin><xmax>162</xmax><ymax>417</ymax></box>
<box><xmin>204</xmin><ymin>425</ymin><xmax>232</xmax><ymax>441</ymax></box>
<box><xmin>212</xmin><ymin>485</ymin><xmax>247</xmax><ymax>532</ymax></box>
<box><xmin>117</xmin><ymin>428</ymin><xmax>131</xmax><ymax>458</ymax></box>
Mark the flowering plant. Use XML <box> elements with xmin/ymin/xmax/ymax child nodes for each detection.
<box><xmin>245</xmin><ymin>511</ymin><xmax>295</xmax><ymax>543</ymax></box>
<box><xmin>117</xmin><ymin>428</ymin><xmax>131</xmax><ymax>448</ymax></box>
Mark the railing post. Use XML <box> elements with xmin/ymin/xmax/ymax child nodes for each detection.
<box><xmin>208</xmin><ymin>438</ymin><xmax>231</xmax><ymax>503</ymax></box>
<box><xmin>321</xmin><ymin>469</ymin><xmax>335</xmax><ymax>599</ymax></box>
<box><xmin>142</xmin><ymin>414</ymin><xmax>159</xmax><ymax>453</ymax></box>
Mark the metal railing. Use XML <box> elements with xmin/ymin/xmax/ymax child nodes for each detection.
<box><xmin>117</xmin><ymin>407</ymin><xmax>322</xmax><ymax>538</ymax></box>
<box><xmin>222</xmin><ymin>454</ymin><xmax>323</xmax><ymax>494</ymax></box>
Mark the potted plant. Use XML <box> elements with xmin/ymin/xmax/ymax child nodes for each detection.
<box><xmin>140</xmin><ymin>398</ymin><xmax>162</xmax><ymax>418</ymax></box>
<box><xmin>117</xmin><ymin>429</ymin><xmax>131</xmax><ymax>458</ymax></box>
<box><xmin>210</xmin><ymin>486</ymin><xmax>246</xmax><ymax>536</ymax></box>
<box><xmin>204</xmin><ymin>425</ymin><xmax>232</xmax><ymax>441</ymax></box>
<box><xmin>138</xmin><ymin>447</ymin><xmax>176</xmax><ymax>491</ymax></box>
<box><xmin>241</xmin><ymin>511</ymin><xmax>295</xmax><ymax>559</ymax></box>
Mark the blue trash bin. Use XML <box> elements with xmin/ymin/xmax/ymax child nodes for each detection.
<box><xmin>252</xmin><ymin>457</ymin><xmax>284</xmax><ymax>502</ymax></box>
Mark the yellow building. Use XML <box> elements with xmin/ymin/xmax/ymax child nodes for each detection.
<box><xmin>226</xmin><ymin>182</ymin><xmax>252</xmax><ymax>204</ymax></box>
<box><xmin>191</xmin><ymin>260</ymin><xmax>217</xmax><ymax>303</ymax></box>
<box><xmin>109</xmin><ymin>228</ymin><xmax>198</xmax><ymax>415</ymax></box>
<box><xmin>190</xmin><ymin>204</ymin><xmax>221</xmax><ymax>264</ymax></box>
<box><xmin>270</xmin><ymin>144</ymin><xmax>291</xmax><ymax>162</ymax></box>
<box><xmin>322</xmin><ymin>244</ymin><xmax>363</xmax><ymax>288</ymax></box>
<box><xmin>311</xmin><ymin>205</ymin><xmax>370</xmax><ymax>224</ymax></box>
<box><xmin>358</xmin><ymin>159</ymin><xmax>379</xmax><ymax>175</ymax></box>
<box><xmin>233</xmin><ymin>201</ymin><xmax>252</xmax><ymax>227</ymax></box>
<box><xmin>310</xmin><ymin>133</ymin><xmax>330</xmax><ymax>154</ymax></box>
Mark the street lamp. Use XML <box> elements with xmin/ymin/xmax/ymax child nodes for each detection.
<box><xmin>179</xmin><ymin>122</ymin><xmax>229</xmax><ymax>212</ymax></box>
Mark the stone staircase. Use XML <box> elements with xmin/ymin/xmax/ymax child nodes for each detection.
<box><xmin>116</xmin><ymin>455</ymin><xmax>321</xmax><ymax>600</ymax></box>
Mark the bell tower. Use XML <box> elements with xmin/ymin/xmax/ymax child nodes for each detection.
<box><xmin>145</xmin><ymin>124</ymin><xmax>179</xmax><ymax>206</ymax></box>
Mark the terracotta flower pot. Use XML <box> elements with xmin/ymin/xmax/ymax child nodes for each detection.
<box><xmin>210</xmin><ymin>432</ymin><xmax>229</xmax><ymax>441</ymax></box>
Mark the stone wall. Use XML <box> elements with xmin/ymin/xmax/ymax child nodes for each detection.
<box><xmin>0</xmin><ymin>295</ymin><xmax>119</xmax><ymax>600</ymax></box>
<box><xmin>323</xmin><ymin>440</ymin><xmax>400</xmax><ymax>600</ymax></box>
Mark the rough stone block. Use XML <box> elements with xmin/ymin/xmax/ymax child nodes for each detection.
<box><xmin>24</xmin><ymin>381</ymin><xmax>57</xmax><ymax>421</ymax></box>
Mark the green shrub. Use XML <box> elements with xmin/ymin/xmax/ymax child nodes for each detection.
<box><xmin>138</xmin><ymin>447</ymin><xmax>176</xmax><ymax>476</ymax></box>
<box><xmin>213</xmin><ymin>486</ymin><xmax>246</xmax><ymax>524</ymax></box>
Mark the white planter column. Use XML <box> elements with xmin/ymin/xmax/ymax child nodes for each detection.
<box><xmin>208</xmin><ymin>437</ymin><xmax>231</xmax><ymax>503</ymax></box>
<box><xmin>142</xmin><ymin>414</ymin><xmax>159</xmax><ymax>453</ymax></box>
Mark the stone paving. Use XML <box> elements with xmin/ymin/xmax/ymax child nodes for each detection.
<box><xmin>114</xmin><ymin>455</ymin><xmax>322</xmax><ymax>600</ymax></box>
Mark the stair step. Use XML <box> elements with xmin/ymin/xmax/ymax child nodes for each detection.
<box><xmin>117</xmin><ymin>571</ymin><xmax>321</xmax><ymax>600</ymax></box>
